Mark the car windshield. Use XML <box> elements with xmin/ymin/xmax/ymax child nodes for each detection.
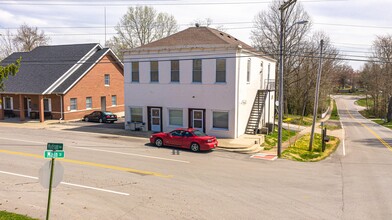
<box><xmin>192</xmin><ymin>130</ymin><xmax>207</xmax><ymax>137</ymax></box>
<box><xmin>103</xmin><ymin>112</ymin><xmax>114</xmax><ymax>115</ymax></box>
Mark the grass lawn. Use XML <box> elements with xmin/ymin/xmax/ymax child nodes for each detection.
<box><xmin>262</xmin><ymin>127</ymin><xmax>297</xmax><ymax>150</ymax></box>
<box><xmin>0</xmin><ymin>211</ymin><xmax>38</xmax><ymax>220</ymax></box>
<box><xmin>355</xmin><ymin>97</ymin><xmax>374</xmax><ymax>108</ymax></box>
<box><xmin>329</xmin><ymin>99</ymin><xmax>340</xmax><ymax>120</ymax></box>
<box><xmin>283</xmin><ymin>114</ymin><xmax>313</xmax><ymax>126</ymax></box>
<box><xmin>282</xmin><ymin>133</ymin><xmax>340</xmax><ymax>162</ymax></box>
<box><xmin>372</xmin><ymin>119</ymin><xmax>392</xmax><ymax>130</ymax></box>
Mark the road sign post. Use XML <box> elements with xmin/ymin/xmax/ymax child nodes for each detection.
<box><xmin>46</xmin><ymin>158</ymin><xmax>55</xmax><ymax>220</ymax></box>
<box><xmin>44</xmin><ymin>143</ymin><xmax>64</xmax><ymax>220</ymax></box>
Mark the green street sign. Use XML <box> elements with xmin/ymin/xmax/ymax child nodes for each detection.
<box><xmin>47</xmin><ymin>143</ymin><xmax>63</xmax><ymax>151</ymax></box>
<box><xmin>44</xmin><ymin>150</ymin><xmax>65</xmax><ymax>159</ymax></box>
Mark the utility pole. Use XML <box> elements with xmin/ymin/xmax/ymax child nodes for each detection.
<box><xmin>104</xmin><ymin>7</ymin><xmax>107</xmax><ymax>47</ymax></box>
<box><xmin>309</xmin><ymin>39</ymin><xmax>324</xmax><ymax>151</ymax></box>
<box><xmin>277</xmin><ymin>0</ymin><xmax>297</xmax><ymax>158</ymax></box>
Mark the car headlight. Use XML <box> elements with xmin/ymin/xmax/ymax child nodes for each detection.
<box><xmin>207</xmin><ymin>139</ymin><xmax>212</xmax><ymax>143</ymax></box>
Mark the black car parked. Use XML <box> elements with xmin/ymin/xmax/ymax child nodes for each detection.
<box><xmin>83</xmin><ymin>111</ymin><xmax>118</xmax><ymax>123</ymax></box>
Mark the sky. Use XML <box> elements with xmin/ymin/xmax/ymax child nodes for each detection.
<box><xmin>0</xmin><ymin>0</ymin><xmax>391</xmax><ymax>71</ymax></box>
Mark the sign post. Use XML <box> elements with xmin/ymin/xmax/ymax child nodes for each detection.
<box><xmin>46</xmin><ymin>157</ymin><xmax>55</xmax><ymax>220</ymax></box>
<box><xmin>44</xmin><ymin>143</ymin><xmax>64</xmax><ymax>220</ymax></box>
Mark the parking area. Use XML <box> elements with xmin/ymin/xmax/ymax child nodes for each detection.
<box><xmin>66</xmin><ymin>117</ymin><xmax>126</xmax><ymax>130</ymax></box>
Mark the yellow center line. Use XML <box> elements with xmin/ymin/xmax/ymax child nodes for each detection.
<box><xmin>345</xmin><ymin>105</ymin><xmax>392</xmax><ymax>152</ymax></box>
<box><xmin>0</xmin><ymin>149</ymin><xmax>172</xmax><ymax>178</ymax></box>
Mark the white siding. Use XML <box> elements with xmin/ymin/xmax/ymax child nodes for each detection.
<box><xmin>124</xmin><ymin>48</ymin><xmax>276</xmax><ymax>138</ymax></box>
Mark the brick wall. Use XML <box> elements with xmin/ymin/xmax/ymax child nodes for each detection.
<box><xmin>63</xmin><ymin>54</ymin><xmax>124</xmax><ymax>120</ymax></box>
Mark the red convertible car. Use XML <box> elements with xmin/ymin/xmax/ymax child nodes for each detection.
<box><xmin>149</xmin><ymin>128</ymin><xmax>218</xmax><ymax>152</ymax></box>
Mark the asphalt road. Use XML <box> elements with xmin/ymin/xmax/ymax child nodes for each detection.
<box><xmin>0</xmin><ymin>95</ymin><xmax>391</xmax><ymax>220</ymax></box>
<box><xmin>335</xmin><ymin>95</ymin><xmax>392</xmax><ymax>219</ymax></box>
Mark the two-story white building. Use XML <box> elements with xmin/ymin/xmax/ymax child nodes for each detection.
<box><xmin>123</xmin><ymin>26</ymin><xmax>276</xmax><ymax>138</ymax></box>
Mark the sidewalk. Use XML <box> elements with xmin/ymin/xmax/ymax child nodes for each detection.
<box><xmin>0</xmin><ymin>118</ymin><xmax>263</xmax><ymax>152</ymax></box>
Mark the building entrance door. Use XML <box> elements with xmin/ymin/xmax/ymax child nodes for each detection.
<box><xmin>101</xmin><ymin>96</ymin><xmax>106</xmax><ymax>111</ymax></box>
<box><xmin>150</xmin><ymin>107</ymin><xmax>161</xmax><ymax>132</ymax></box>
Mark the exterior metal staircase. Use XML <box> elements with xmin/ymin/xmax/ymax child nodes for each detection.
<box><xmin>245</xmin><ymin>90</ymin><xmax>268</xmax><ymax>135</ymax></box>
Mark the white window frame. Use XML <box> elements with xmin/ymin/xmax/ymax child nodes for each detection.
<box><xmin>104</xmin><ymin>74</ymin><xmax>110</xmax><ymax>86</ymax></box>
<box><xmin>130</xmin><ymin>107</ymin><xmax>143</xmax><ymax>123</ymax></box>
<box><xmin>192</xmin><ymin>59</ymin><xmax>202</xmax><ymax>83</ymax></box>
<box><xmin>86</xmin><ymin>97</ymin><xmax>92</xmax><ymax>109</ymax></box>
<box><xmin>168</xmin><ymin>109</ymin><xmax>183</xmax><ymax>127</ymax></box>
<box><xmin>131</xmin><ymin>62</ymin><xmax>139</xmax><ymax>83</ymax></box>
<box><xmin>212</xmin><ymin>111</ymin><xmax>229</xmax><ymax>130</ymax></box>
<box><xmin>171</xmin><ymin>60</ymin><xmax>180</xmax><ymax>83</ymax></box>
<box><xmin>3</xmin><ymin>97</ymin><xmax>13</xmax><ymax>110</ymax></box>
<box><xmin>111</xmin><ymin>95</ymin><xmax>117</xmax><ymax>106</ymax></box>
<box><xmin>150</xmin><ymin>61</ymin><xmax>159</xmax><ymax>83</ymax></box>
<box><xmin>216</xmin><ymin>58</ymin><xmax>226</xmax><ymax>83</ymax></box>
<box><xmin>44</xmin><ymin>98</ymin><xmax>52</xmax><ymax>112</ymax></box>
<box><xmin>70</xmin><ymin>98</ymin><xmax>77</xmax><ymax>111</ymax></box>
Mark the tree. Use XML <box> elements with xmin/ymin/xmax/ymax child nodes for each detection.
<box><xmin>250</xmin><ymin>0</ymin><xmax>340</xmax><ymax>116</ymax></box>
<box><xmin>361</xmin><ymin>35</ymin><xmax>392</xmax><ymax>122</ymax></box>
<box><xmin>13</xmin><ymin>24</ymin><xmax>50</xmax><ymax>52</ymax></box>
<box><xmin>0</xmin><ymin>30</ymin><xmax>18</xmax><ymax>60</ymax></box>
<box><xmin>0</xmin><ymin>58</ymin><xmax>21</xmax><ymax>91</ymax></box>
<box><xmin>107</xmin><ymin>6</ymin><xmax>178</xmax><ymax>59</ymax></box>
<box><xmin>331</xmin><ymin>64</ymin><xmax>354</xmax><ymax>90</ymax></box>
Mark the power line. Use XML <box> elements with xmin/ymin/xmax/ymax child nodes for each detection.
<box><xmin>0</xmin><ymin>0</ymin><xmax>346</xmax><ymax>6</ymax></box>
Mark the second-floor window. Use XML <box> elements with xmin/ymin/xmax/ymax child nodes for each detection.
<box><xmin>150</xmin><ymin>61</ymin><xmax>159</xmax><ymax>82</ymax></box>
<box><xmin>216</xmin><ymin>59</ymin><xmax>226</xmax><ymax>83</ymax></box>
<box><xmin>104</xmin><ymin>74</ymin><xmax>110</xmax><ymax>86</ymax></box>
<box><xmin>132</xmin><ymin>62</ymin><xmax>139</xmax><ymax>82</ymax></box>
<box><xmin>193</xmin><ymin>59</ymin><xmax>202</xmax><ymax>83</ymax></box>
<box><xmin>247</xmin><ymin>58</ymin><xmax>251</xmax><ymax>83</ymax></box>
<box><xmin>171</xmin><ymin>60</ymin><xmax>179</xmax><ymax>82</ymax></box>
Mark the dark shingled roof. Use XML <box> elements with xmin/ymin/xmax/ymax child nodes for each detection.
<box><xmin>135</xmin><ymin>26</ymin><xmax>255</xmax><ymax>50</ymax></box>
<box><xmin>0</xmin><ymin>43</ymin><xmax>120</xmax><ymax>94</ymax></box>
<box><xmin>53</xmin><ymin>48</ymin><xmax>110</xmax><ymax>93</ymax></box>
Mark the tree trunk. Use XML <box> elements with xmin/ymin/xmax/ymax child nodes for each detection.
<box><xmin>387</xmin><ymin>96</ymin><xmax>392</xmax><ymax>122</ymax></box>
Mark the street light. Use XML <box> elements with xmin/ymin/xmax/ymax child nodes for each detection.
<box><xmin>277</xmin><ymin>0</ymin><xmax>308</xmax><ymax>158</ymax></box>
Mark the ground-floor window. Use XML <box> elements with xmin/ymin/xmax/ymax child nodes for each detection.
<box><xmin>168</xmin><ymin>109</ymin><xmax>183</xmax><ymax>126</ymax></box>
<box><xmin>3</xmin><ymin>97</ymin><xmax>13</xmax><ymax>110</ymax></box>
<box><xmin>70</xmin><ymin>98</ymin><xmax>77</xmax><ymax>111</ymax></box>
<box><xmin>111</xmin><ymin>95</ymin><xmax>117</xmax><ymax>106</ymax></box>
<box><xmin>130</xmin><ymin>107</ymin><xmax>143</xmax><ymax>122</ymax></box>
<box><xmin>86</xmin><ymin>97</ymin><xmax>92</xmax><ymax>109</ymax></box>
<box><xmin>213</xmin><ymin>111</ymin><xmax>229</xmax><ymax>129</ymax></box>
<box><xmin>44</xmin><ymin>98</ymin><xmax>52</xmax><ymax>112</ymax></box>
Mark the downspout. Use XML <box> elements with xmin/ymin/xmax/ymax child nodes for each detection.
<box><xmin>267</xmin><ymin>63</ymin><xmax>271</xmax><ymax>135</ymax></box>
<box><xmin>236</xmin><ymin>45</ymin><xmax>242</xmax><ymax>138</ymax></box>
<box><xmin>56</xmin><ymin>93</ymin><xmax>63</xmax><ymax>123</ymax></box>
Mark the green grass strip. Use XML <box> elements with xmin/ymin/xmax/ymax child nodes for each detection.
<box><xmin>0</xmin><ymin>211</ymin><xmax>38</xmax><ymax>220</ymax></box>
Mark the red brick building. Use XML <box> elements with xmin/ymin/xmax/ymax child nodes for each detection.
<box><xmin>0</xmin><ymin>43</ymin><xmax>124</xmax><ymax>122</ymax></box>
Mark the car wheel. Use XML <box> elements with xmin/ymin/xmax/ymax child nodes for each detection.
<box><xmin>99</xmin><ymin>118</ymin><xmax>103</xmax><ymax>123</ymax></box>
<box><xmin>190</xmin><ymin>143</ymin><xmax>200</xmax><ymax>152</ymax></box>
<box><xmin>155</xmin><ymin>138</ymin><xmax>163</xmax><ymax>147</ymax></box>
<box><xmin>84</xmin><ymin>117</ymin><xmax>89</xmax><ymax>122</ymax></box>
